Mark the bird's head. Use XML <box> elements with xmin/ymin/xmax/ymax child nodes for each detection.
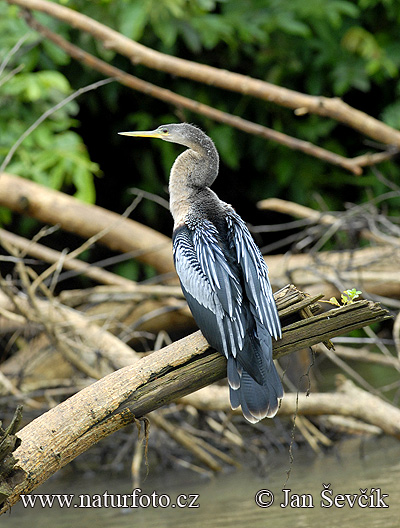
<box><xmin>119</xmin><ymin>123</ymin><xmax>207</xmax><ymax>150</ymax></box>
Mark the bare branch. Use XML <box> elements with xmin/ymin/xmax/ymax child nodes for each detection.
<box><xmin>258</xmin><ymin>197</ymin><xmax>400</xmax><ymax>247</ymax></box>
<box><xmin>0</xmin><ymin>32</ymin><xmax>31</xmax><ymax>77</ymax></box>
<box><xmin>180</xmin><ymin>378</ymin><xmax>400</xmax><ymax>438</ymax></box>
<box><xmin>0</xmin><ymin>173</ymin><xmax>174</xmax><ymax>275</ymax></box>
<box><xmin>0</xmin><ymin>229</ymin><xmax>135</xmax><ymax>288</ymax></box>
<box><xmin>7</xmin><ymin>0</ymin><xmax>400</xmax><ymax>149</ymax></box>
<box><xmin>20</xmin><ymin>12</ymin><xmax>365</xmax><ymax>174</ymax></box>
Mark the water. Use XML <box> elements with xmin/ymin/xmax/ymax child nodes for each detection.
<box><xmin>5</xmin><ymin>436</ymin><xmax>400</xmax><ymax>527</ymax></box>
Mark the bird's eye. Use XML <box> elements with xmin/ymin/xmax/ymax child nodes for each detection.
<box><xmin>161</xmin><ymin>128</ymin><xmax>168</xmax><ymax>134</ymax></box>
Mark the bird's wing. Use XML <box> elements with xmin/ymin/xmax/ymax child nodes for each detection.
<box><xmin>173</xmin><ymin>222</ymin><xmax>246</xmax><ymax>364</ymax></box>
<box><xmin>225</xmin><ymin>208</ymin><xmax>281</xmax><ymax>340</ymax></box>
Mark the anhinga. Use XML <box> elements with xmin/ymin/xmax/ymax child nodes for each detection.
<box><xmin>119</xmin><ymin>123</ymin><xmax>283</xmax><ymax>422</ymax></box>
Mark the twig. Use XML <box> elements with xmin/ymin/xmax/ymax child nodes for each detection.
<box><xmin>58</xmin><ymin>285</ymin><xmax>184</xmax><ymax>306</ymax></box>
<box><xmin>29</xmin><ymin>195</ymin><xmax>142</xmax><ymax>295</ymax></box>
<box><xmin>0</xmin><ymin>371</ymin><xmax>41</xmax><ymax>410</ymax></box>
<box><xmin>0</xmin><ymin>64</ymin><xmax>24</xmax><ymax>89</ymax></box>
<box><xmin>317</xmin><ymin>345</ymin><xmax>385</xmax><ymax>398</ymax></box>
<box><xmin>0</xmin><ymin>284</ymin><xmax>139</xmax><ymax>374</ymax></box>
<box><xmin>0</xmin><ymin>229</ymin><xmax>135</xmax><ymax>288</ymax></box>
<box><xmin>149</xmin><ymin>413</ymin><xmax>222</xmax><ymax>471</ymax></box>
<box><xmin>257</xmin><ymin>197</ymin><xmax>400</xmax><ymax>247</ymax></box>
<box><xmin>0</xmin><ymin>32</ymin><xmax>31</xmax><ymax>77</ymax></box>
<box><xmin>326</xmin><ymin>344</ymin><xmax>400</xmax><ymax>370</ymax></box>
<box><xmin>350</xmin><ymin>147</ymin><xmax>399</xmax><ymax>168</ymax></box>
<box><xmin>129</xmin><ymin>188</ymin><xmax>170</xmax><ymax>210</ymax></box>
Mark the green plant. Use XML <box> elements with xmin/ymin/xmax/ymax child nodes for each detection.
<box><xmin>0</xmin><ymin>4</ymin><xmax>99</xmax><ymax>203</ymax></box>
<box><xmin>329</xmin><ymin>288</ymin><xmax>363</xmax><ymax>306</ymax></box>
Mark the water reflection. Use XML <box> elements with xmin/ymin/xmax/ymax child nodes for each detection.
<box><xmin>6</xmin><ymin>436</ymin><xmax>400</xmax><ymax>528</ymax></box>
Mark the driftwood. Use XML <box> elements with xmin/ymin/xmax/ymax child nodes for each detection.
<box><xmin>0</xmin><ymin>174</ymin><xmax>399</xmax><ymax>306</ymax></box>
<box><xmin>180</xmin><ymin>377</ymin><xmax>400</xmax><ymax>439</ymax></box>
<box><xmin>0</xmin><ymin>173</ymin><xmax>174</xmax><ymax>275</ymax></box>
<box><xmin>0</xmin><ymin>285</ymin><xmax>391</xmax><ymax>513</ymax></box>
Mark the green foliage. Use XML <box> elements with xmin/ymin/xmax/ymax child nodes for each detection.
<box><xmin>0</xmin><ymin>4</ymin><xmax>99</xmax><ymax>202</ymax></box>
<box><xmin>329</xmin><ymin>289</ymin><xmax>363</xmax><ymax>306</ymax></box>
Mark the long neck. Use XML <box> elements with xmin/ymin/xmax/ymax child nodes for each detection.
<box><xmin>169</xmin><ymin>136</ymin><xmax>219</xmax><ymax>227</ymax></box>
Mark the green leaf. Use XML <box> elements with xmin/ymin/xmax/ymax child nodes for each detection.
<box><xmin>381</xmin><ymin>100</ymin><xmax>400</xmax><ymax>130</ymax></box>
<box><xmin>212</xmin><ymin>125</ymin><xmax>240</xmax><ymax>169</ymax></box>
<box><xmin>119</xmin><ymin>1</ymin><xmax>150</xmax><ymax>40</ymax></box>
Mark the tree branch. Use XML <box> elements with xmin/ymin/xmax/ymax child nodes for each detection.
<box><xmin>0</xmin><ymin>228</ymin><xmax>137</xmax><ymax>288</ymax></box>
<box><xmin>258</xmin><ymin>197</ymin><xmax>400</xmax><ymax>246</ymax></box>
<box><xmin>19</xmin><ymin>11</ymin><xmax>369</xmax><ymax>174</ymax></box>
<box><xmin>0</xmin><ymin>173</ymin><xmax>174</xmax><ymax>276</ymax></box>
<box><xmin>7</xmin><ymin>0</ymin><xmax>400</xmax><ymax>149</ymax></box>
<box><xmin>180</xmin><ymin>378</ymin><xmax>400</xmax><ymax>438</ymax></box>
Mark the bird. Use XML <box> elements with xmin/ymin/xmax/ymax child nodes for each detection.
<box><xmin>119</xmin><ymin>123</ymin><xmax>283</xmax><ymax>422</ymax></box>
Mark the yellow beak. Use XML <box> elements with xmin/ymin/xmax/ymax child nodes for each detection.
<box><xmin>118</xmin><ymin>130</ymin><xmax>163</xmax><ymax>138</ymax></box>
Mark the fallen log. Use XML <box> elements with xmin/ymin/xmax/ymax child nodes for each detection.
<box><xmin>0</xmin><ymin>173</ymin><xmax>174</xmax><ymax>275</ymax></box>
<box><xmin>180</xmin><ymin>377</ymin><xmax>400</xmax><ymax>438</ymax></box>
<box><xmin>0</xmin><ymin>286</ymin><xmax>391</xmax><ymax>513</ymax></box>
<box><xmin>1</xmin><ymin>175</ymin><xmax>399</xmax><ymax>303</ymax></box>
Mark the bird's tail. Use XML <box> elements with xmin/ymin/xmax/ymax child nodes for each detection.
<box><xmin>227</xmin><ymin>352</ymin><xmax>283</xmax><ymax>423</ymax></box>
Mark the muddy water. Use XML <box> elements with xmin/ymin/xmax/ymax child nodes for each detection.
<box><xmin>5</xmin><ymin>436</ymin><xmax>400</xmax><ymax>527</ymax></box>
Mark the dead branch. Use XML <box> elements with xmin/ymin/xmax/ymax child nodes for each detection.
<box><xmin>317</xmin><ymin>344</ymin><xmax>400</xmax><ymax>370</ymax></box>
<box><xmin>258</xmin><ymin>198</ymin><xmax>400</xmax><ymax>246</ymax></box>
<box><xmin>316</xmin><ymin>415</ymin><xmax>382</xmax><ymax>436</ymax></box>
<box><xmin>19</xmin><ymin>12</ymin><xmax>370</xmax><ymax>175</ymax></box>
<box><xmin>7</xmin><ymin>0</ymin><xmax>400</xmax><ymax>150</ymax></box>
<box><xmin>0</xmin><ymin>173</ymin><xmax>174</xmax><ymax>276</ymax></box>
<box><xmin>180</xmin><ymin>378</ymin><xmax>400</xmax><ymax>438</ymax></box>
<box><xmin>58</xmin><ymin>285</ymin><xmax>184</xmax><ymax>306</ymax></box>
<box><xmin>0</xmin><ymin>286</ymin><xmax>138</xmax><ymax>383</ymax></box>
<box><xmin>0</xmin><ymin>291</ymin><xmax>192</xmax><ymax>389</ymax></box>
<box><xmin>0</xmin><ymin>286</ymin><xmax>391</xmax><ymax>512</ymax></box>
<box><xmin>272</xmin><ymin>299</ymin><xmax>390</xmax><ymax>357</ymax></box>
<box><xmin>149</xmin><ymin>412</ymin><xmax>228</xmax><ymax>472</ymax></box>
<box><xmin>0</xmin><ymin>228</ymin><xmax>137</xmax><ymax>289</ymax></box>
<box><xmin>265</xmin><ymin>246</ymin><xmax>400</xmax><ymax>300</ymax></box>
